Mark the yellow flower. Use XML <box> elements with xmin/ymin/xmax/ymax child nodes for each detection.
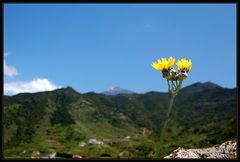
<box><xmin>152</xmin><ymin>56</ymin><xmax>175</xmax><ymax>72</ymax></box>
<box><xmin>176</xmin><ymin>58</ymin><xmax>192</xmax><ymax>72</ymax></box>
<box><xmin>168</xmin><ymin>56</ymin><xmax>175</xmax><ymax>69</ymax></box>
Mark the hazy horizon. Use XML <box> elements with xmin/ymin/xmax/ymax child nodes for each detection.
<box><xmin>4</xmin><ymin>80</ymin><xmax>236</xmax><ymax>96</ymax></box>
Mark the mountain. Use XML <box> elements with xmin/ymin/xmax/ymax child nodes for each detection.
<box><xmin>102</xmin><ymin>86</ymin><xmax>135</xmax><ymax>95</ymax></box>
<box><xmin>181</xmin><ymin>81</ymin><xmax>222</xmax><ymax>92</ymax></box>
<box><xmin>3</xmin><ymin>82</ymin><xmax>237</xmax><ymax>159</ymax></box>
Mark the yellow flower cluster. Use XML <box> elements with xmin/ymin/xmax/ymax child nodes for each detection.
<box><xmin>151</xmin><ymin>56</ymin><xmax>175</xmax><ymax>72</ymax></box>
<box><xmin>176</xmin><ymin>58</ymin><xmax>192</xmax><ymax>72</ymax></box>
<box><xmin>152</xmin><ymin>56</ymin><xmax>192</xmax><ymax>81</ymax></box>
<box><xmin>152</xmin><ymin>56</ymin><xmax>192</xmax><ymax>73</ymax></box>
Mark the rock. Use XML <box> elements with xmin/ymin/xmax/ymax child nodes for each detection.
<box><xmin>164</xmin><ymin>148</ymin><xmax>200</xmax><ymax>159</ymax></box>
<box><xmin>118</xmin><ymin>151</ymin><xmax>129</xmax><ymax>157</ymax></box>
<box><xmin>31</xmin><ymin>151</ymin><xmax>40</xmax><ymax>158</ymax></box>
<box><xmin>79</xmin><ymin>141</ymin><xmax>86</xmax><ymax>147</ymax></box>
<box><xmin>32</xmin><ymin>151</ymin><xmax>40</xmax><ymax>155</ymax></box>
<box><xmin>48</xmin><ymin>152</ymin><xmax>56</xmax><ymax>159</ymax></box>
<box><xmin>20</xmin><ymin>150</ymin><xmax>27</xmax><ymax>154</ymax></box>
<box><xmin>72</xmin><ymin>154</ymin><xmax>82</xmax><ymax>159</ymax></box>
<box><xmin>124</xmin><ymin>136</ymin><xmax>131</xmax><ymax>140</ymax></box>
<box><xmin>88</xmin><ymin>138</ymin><xmax>104</xmax><ymax>145</ymax></box>
<box><xmin>142</xmin><ymin>127</ymin><xmax>151</xmax><ymax>136</ymax></box>
<box><xmin>164</xmin><ymin>140</ymin><xmax>237</xmax><ymax>159</ymax></box>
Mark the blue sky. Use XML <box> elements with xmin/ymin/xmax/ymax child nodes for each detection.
<box><xmin>4</xmin><ymin>4</ymin><xmax>236</xmax><ymax>95</ymax></box>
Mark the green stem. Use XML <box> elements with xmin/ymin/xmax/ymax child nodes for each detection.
<box><xmin>166</xmin><ymin>94</ymin><xmax>176</xmax><ymax>120</ymax></box>
<box><xmin>176</xmin><ymin>80</ymin><xmax>183</xmax><ymax>94</ymax></box>
<box><xmin>160</xmin><ymin>94</ymin><xmax>176</xmax><ymax>142</ymax></box>
<box><xmin>167</xmin><ymin>79</ymin><xmax>170</xmax><ymax>93</ymax></box>
<box><xmin>175</xmin><ymin>80</ymin><xmax>178</xmax><ymax>88</ymax></box>
<box><xmin>171</xmin><ymin>80</ymin><xmax>176</xmax><ymax>91</ymax></box>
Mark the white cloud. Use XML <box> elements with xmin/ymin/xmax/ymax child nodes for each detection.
<box><xmin>144</xmin><ymin>24</ymin><xmax>152</xmax><ymax>28</ymax></box>
<box><xmin>4</xmin><ymin>60</ymin><xmax>19</xmax><ymax>77</ymax></box>
<box><xmin>4</xmin><ymin>78</ymin><xmax>61</xmax><ymax>95</ymax></box>
<box><xmin>4</xmin><ymin>53</ymin><xmax>19</xmax><ymax>77</ymax></box>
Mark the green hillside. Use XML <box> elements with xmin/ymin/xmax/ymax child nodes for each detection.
<box><xmin>3</xmin><ymin>82</ymin><xmax>237</xmax><ymax>159</ymax></box>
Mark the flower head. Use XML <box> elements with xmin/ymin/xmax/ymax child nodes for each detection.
<box><xmin>152</xmin><ymin>56</ymin><xmax>175</xmax><ymax>72</ymax></box>
<box><xmin>176</xmin><ymin>58</ymin><xmax>192</xmax><ymax>72</ymax></box>
<box><xmin>151</xmin><ymin>56</ymin><xmax>192</xmax><ymax>97</ymax></box>
<box><xmin>168</xmin><ymin>56</ymin><xmax>175</xmax><ymax>69</ymax></box>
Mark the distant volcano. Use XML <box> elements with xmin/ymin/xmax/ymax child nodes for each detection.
<box><xmin>102</xmin><ymin>86</ymin><xmax>135</xmax><ymax>95</ymax></box>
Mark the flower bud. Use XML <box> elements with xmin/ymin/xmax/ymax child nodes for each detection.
<box><xmin>179</xmin><ymin>71</ymin><xmax>188</xmax><ymax>80</ymax></box>
<box><xmin>170</xmin><ymin>68</ymin><xmax>177</xmax><ymax>80</ymax></box>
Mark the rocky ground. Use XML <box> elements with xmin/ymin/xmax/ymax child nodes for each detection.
<box><xmin>164</xmin><ymin>140</ymin><xmax>237</xmax><ymax>159</ymax></box>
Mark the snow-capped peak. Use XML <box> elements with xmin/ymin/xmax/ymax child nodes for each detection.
<box><xmin>102</xmin><ymin>86</ymin><xmax>135</xmax><ymax>96</ymax></box>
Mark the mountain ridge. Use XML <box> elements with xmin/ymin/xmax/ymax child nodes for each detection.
<box><xmin>4</xmin><ymin>81</ymin><xmax>234</xmax><ymax>97</ymax></box>
<box><xmin>3</xmin><ymin>81</ymin><xmax>237</xmax><ymax>159</ymax></box>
